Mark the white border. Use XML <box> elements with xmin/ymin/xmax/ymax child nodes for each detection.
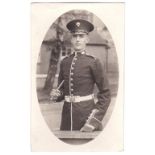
<box><xmin>1</xmin><ymin>0</ymin><xmax>155</xmax><ymax>154</ymax></box>
<box><xmin>31</xmin><ymin>3</ymin><xmax>124</xmax><ymax>151</ymax></box>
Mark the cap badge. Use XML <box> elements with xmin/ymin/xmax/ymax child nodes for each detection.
<box><xmin>76</xmin><ymin>22</ymin><xmax>80</xmax><ymax>27</ymax></box>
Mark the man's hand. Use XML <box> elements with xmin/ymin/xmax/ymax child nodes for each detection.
<box><xmin>80</xmin><ymin>123</ymin><xmax>95</xmax><ymax>132</ymax></box>
<box><xmin>50</xmin><ymin>89</ymin><xmax>61</xmax><ymax>102</ymax></box>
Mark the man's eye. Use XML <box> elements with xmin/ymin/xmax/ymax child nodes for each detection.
<box><xmin>72</xmin><ymin>35</ymin><xmax>78</xmax><ymax>38</ymax></box>
<box><xmin>79</xmin><ymin>34</ymin><xmax>84</xmax><ymax>37</ymax></box>
<box><xmin>72</xmin><ymin>34</ymin><xmax>84</xmax><ymax>38</ymax></box>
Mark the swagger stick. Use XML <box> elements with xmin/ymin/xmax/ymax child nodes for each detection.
<box><xmin>57</xmin><ymin>80</ymin><xmax>64</xmax><ymax>90</ymax></box>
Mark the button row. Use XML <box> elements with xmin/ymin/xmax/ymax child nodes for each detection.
<box><xmin>70</xmin><ymin>55</ymin><xmax>78</xmax><ymax>94</ymax></box>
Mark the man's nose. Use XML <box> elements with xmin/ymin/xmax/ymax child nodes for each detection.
<box><xmin>76</xmin><ymin>35</ymin><xmax>80</xmax><ymax>41</ymax></box>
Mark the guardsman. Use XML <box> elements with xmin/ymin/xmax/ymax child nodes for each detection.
<box><xmin>50</xmin><ymin>19</ymin><xmax>111</xmax><ymax>132</ymax></box>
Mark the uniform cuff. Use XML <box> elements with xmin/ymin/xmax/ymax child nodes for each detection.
<box><xmin>88</xmin><ymin>117</ymin><xmax>102</xmax><ymax>130</ymax></box>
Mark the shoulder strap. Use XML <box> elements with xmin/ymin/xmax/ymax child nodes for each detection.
<box><xmin>85</xmin><ymin>53</ymin><xmax>97</xmax><ymax>60</ymax></box>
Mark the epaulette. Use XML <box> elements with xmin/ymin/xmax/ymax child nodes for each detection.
<box><xmin>85</xmin><ymin>53</ymin><xmax>97</xmax><ymax>60</ymax></box>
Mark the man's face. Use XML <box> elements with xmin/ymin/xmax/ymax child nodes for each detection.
<box><xmin>71</xmin><ymin>33</ymin><xmax>89</xmax><ymax>52</ymax></box>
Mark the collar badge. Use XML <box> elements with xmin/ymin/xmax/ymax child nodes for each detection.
<box><xmin>76</xmin><ymin>22</ymin><xmax>80</xmax><ymax>27</ymax></box>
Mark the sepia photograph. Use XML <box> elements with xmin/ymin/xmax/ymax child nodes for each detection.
<box><xmin>31</xmin><ymin>3</ymin><xmax>124</xmax><ymax>151</ymax></box>
<box><xmin>2</xmin><ymin>0</ymin><xmax>155</xmax><ymax>154</ymax></box>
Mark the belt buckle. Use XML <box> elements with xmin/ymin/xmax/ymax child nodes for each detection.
<box><xmin>70</xmin><ymin>96</ymin><xmax>75</xmax><ymax>102</ymax></box>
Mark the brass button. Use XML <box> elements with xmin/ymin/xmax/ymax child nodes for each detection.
<box><xmin>70</xmin><ymin>72</ymin><xmax>74</xmax><ymax>76</ymax></box>
<box><xmin>71</xmin><ymin>66</ymin><xmax>74</xmax><ymax>70</ymax></box>
<box><xmin>70</xmin><ymin>83</ymin><xmax>73</xmax><ymax>87</ymax></box>
<box><xmin>70</xmin><ymin>78</ymin><xmax>73</xmax><ymax>81</ymax></box>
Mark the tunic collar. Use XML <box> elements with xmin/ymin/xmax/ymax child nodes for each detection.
<box><xmin>74</xmin><ymin>50</ymin><xmax>86</xmax><ymax>56</ymax></box>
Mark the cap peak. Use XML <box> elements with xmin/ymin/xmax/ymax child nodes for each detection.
<box><xmin>67</xmin><ymin>19</ymin><xmax>94</xmax><ymax>34</ymax></box>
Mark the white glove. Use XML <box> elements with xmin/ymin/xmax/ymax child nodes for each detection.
<box><xmin>50</xmin><ymin>89</ymin><xmax>61</xmax><ymax>101</ymax></box>
<box><xmin>80</xmin><ymin>123</ymin><xmax>95</xmax><ymax>132</ymax></box>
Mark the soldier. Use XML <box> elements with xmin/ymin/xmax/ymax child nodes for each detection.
<box><xmin>50</xmin><ymin>19</ymin><xmax>111</xmax><ymax>132</ymax></box>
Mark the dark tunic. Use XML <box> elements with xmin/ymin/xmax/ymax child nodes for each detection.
<box><xmin>57</xmin><ymin>52</ymin><xmax>111</xmax><ymax>131</ymax></box>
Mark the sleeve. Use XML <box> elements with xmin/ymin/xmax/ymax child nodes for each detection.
<box><xmin>88</xmin><ymin>58</ymin><xmax>111</xmax><ymax>130</ymax></box>
<box><xmin>56</xmin><ymin>60</ymin><xmax>65</xmax><ymax>102</ymax></box>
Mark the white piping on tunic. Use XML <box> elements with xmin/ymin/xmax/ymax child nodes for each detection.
<box><xmin>68</xmin><ymin>52</ymin><xmax>77</xmax><ymax>131</ymax></box>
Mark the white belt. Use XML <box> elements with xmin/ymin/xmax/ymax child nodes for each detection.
<box><xmin>65</xmin><ymin>94</ymin><xmax>94</xmax><ymax>103</ymax></box>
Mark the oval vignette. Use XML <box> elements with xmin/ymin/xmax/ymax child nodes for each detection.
<box><xmin>36</xmin><ymin>9</ymin><xmax>119</xmax><ymax>145</ymax></box>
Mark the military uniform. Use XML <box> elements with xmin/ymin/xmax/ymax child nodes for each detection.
<box><xmin>55</xmin><ymin>19</ymin><xmax>111</xmax><ymax>131</ymax></box>
<box><xmin>57</xmin><ymin>52</ymin><xmax>111</xmax><ymax>131</ymax></box>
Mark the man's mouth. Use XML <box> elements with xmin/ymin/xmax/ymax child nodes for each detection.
<box><xmin>75</xmin><ymin>43</ymin><xmax>81</xmax><ymax>46</ymax></box>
